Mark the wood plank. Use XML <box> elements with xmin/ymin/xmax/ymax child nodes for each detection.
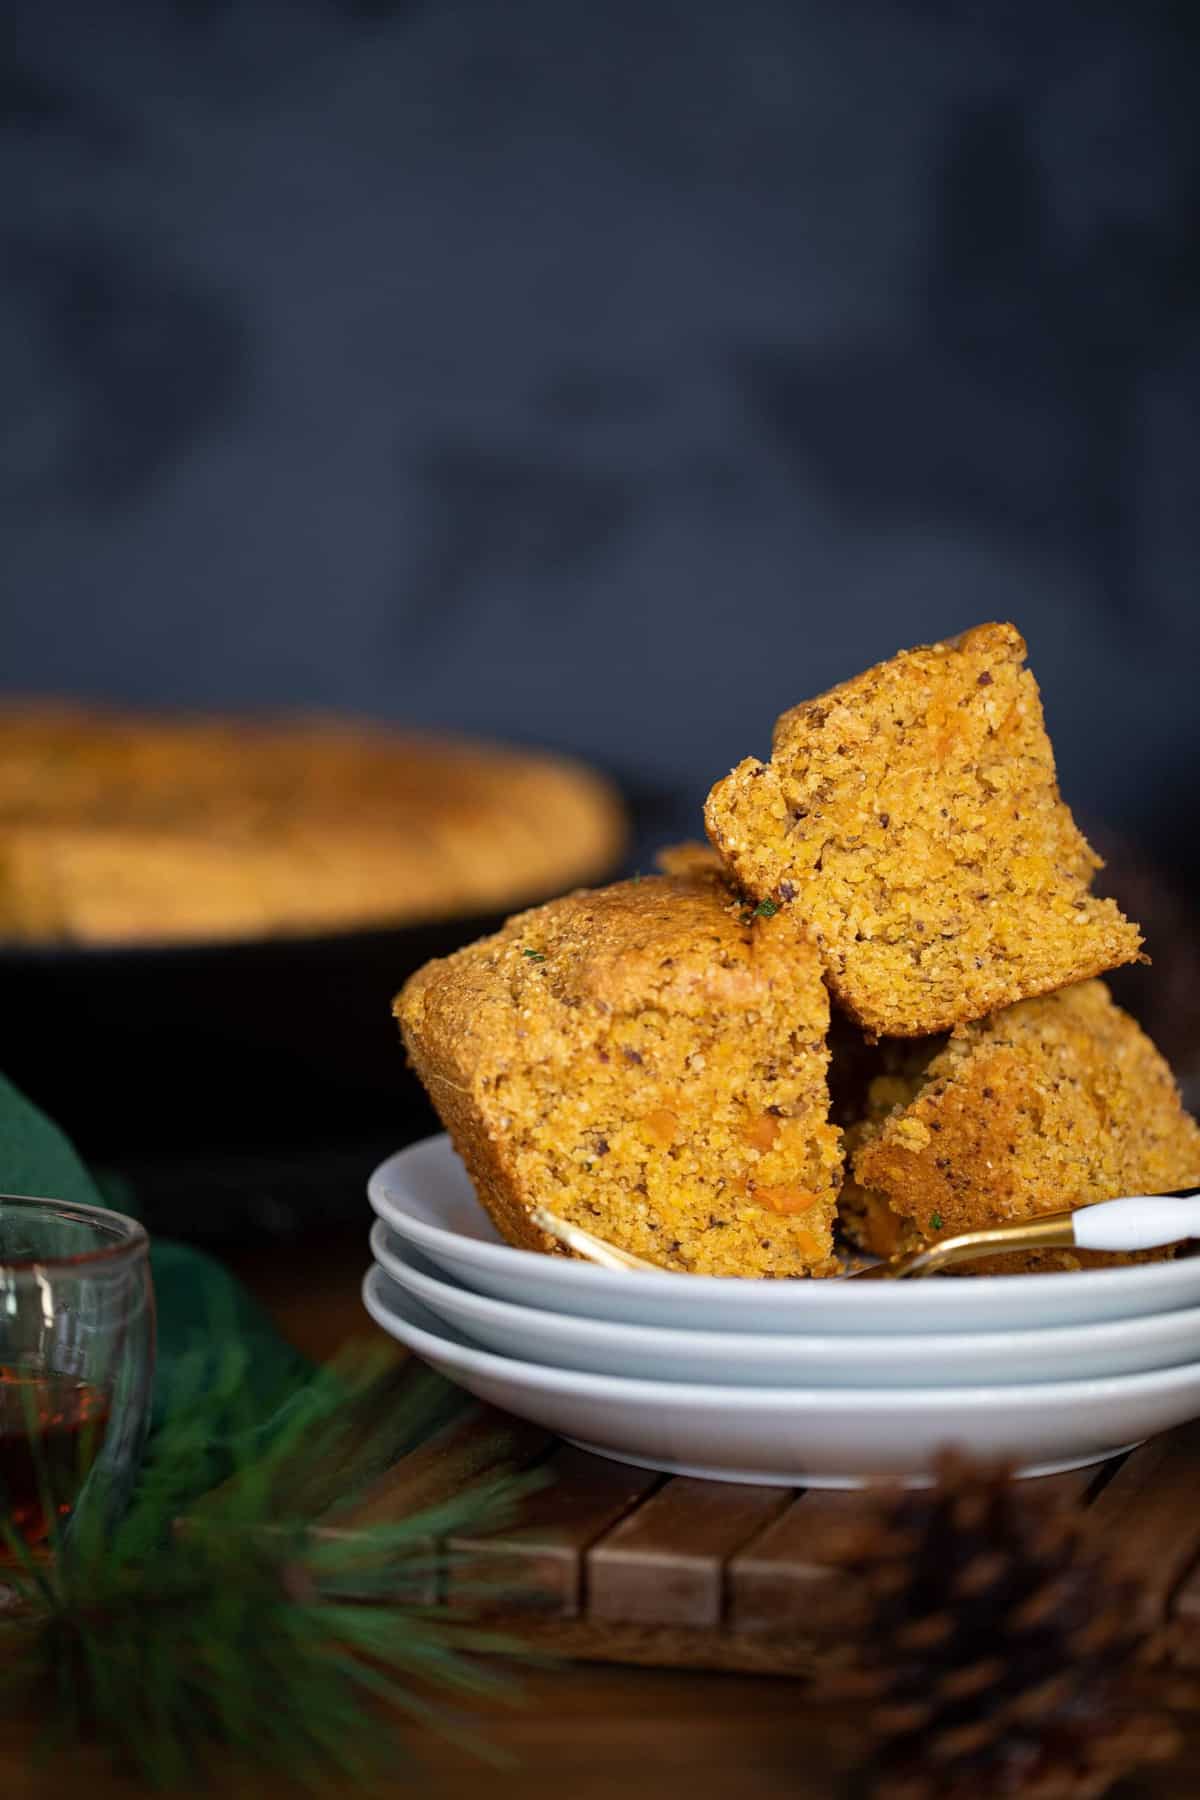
<box><xmin>727</xmin><ymin>1488</ymin><xmax>872</xmax><ymax>1641</ymax></box>
<box><xmin>588</xmin><ymin>1478</ymin><xmax>793</xmax><ymax>1629</ymax></box>
<box><xmin>294</xmin><ymin>1406</ymin><xmax>553</xmax><ymax>1606</ymax></box>
<box><xmin>726</xmin><ymin>1463</ymin><xmax>1102</xmax><ymax>1644</ymax></box>
<box><xmin>1022</xmin><ymin>1462</ymin><xmax>1111</xmax><ymax>1506</ymax></box>
<box><xmin>476</xmin><ymin>1612</ymin><xmax>828</xmax><ymax>1677</ymax></box>
<box><xmin>178</xmin><ymin>1399</ymin><xmax>551</xmax><ymax>1608</ymax></box>
<box><xmin>1087</xmin><ymin>1422</ymin><xmax>1200</xmax><ymax>1633</ymax></box>
<box><xmin>445</xmin><ymin>1444</ymin><xmax>660</xmax><ymax>1618</ymax></box>
<box><xmin>336</xmin><ymin>1401</ymin><xmax>555</xmax><ymax>1530</ymax></box>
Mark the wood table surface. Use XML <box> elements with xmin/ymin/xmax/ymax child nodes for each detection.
<box><xmin>6</xmin><ymin>1220</ymin><xmax>1200</xmax><ymax>1797</ymax></box>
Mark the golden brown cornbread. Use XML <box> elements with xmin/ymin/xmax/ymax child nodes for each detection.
<box><xmin>0</xmin><ymin>702</ymin><xmax>625</xmax><ymax>944</ymax></box>
<box><xmin>833</xmin><ymin>1037</ymin><xmax>937</xmax><ymax>1261</ymax></box>
<box><xmin>396</xmin><ymin>872</ymin><xmax>843</xmax><ymax>1277</ymax></box>
<box><xmin>843</xmin><ymin>981</ymin><xmax>1200</xmax><ymax>1272</ymax></box>
<box><xmin>837</xmin><ymin>1053</ymin><xmax>940</xmax><ymax>1263</ymax></box>
<box><xmin>704</xmin><ymin>623</ymin><xmax>1142</xmax><ymax>1037</ymax></box>
<box><xmin>654</xmin><ymin>841</ymin><xmax>726</xmax><ymax>880</ymax></box>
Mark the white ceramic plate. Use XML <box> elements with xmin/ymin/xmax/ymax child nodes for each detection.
<box><xmin>362</xmin><ymin>1264</ymin><xmax>1200</xmax><ymax>1485</ymax></box>
<box><xmin>369</xmin><ymin>1220</ymin><xmax>1200</xmax><ymax>1388</ymax></box>
<box><xmin>368</xmin><ymin>1137</ymin><xmax>1200</xmax><ymax>1335</ymax></box>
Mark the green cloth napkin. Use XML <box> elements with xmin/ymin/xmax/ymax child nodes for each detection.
<box><xmin>0</xmin><ymin>1070</ymin><xmax>312</xmax><ymax>1431</ymax></box>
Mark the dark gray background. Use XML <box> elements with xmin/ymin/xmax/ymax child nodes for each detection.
<box><xmin>4</xmin><ymin>0</ymin><xmax>1199</xmax><ymax>870</ymax></box>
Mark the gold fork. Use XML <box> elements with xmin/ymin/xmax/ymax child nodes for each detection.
<box><xmin>530</xmin><ymin>1206</ymin><xmax>660</xmax><ymax>1272</ymax></box>
<box><xmin>531</xmin><ymin>1189</ymin><xmax>1200</xmax><ymax>1281</ymax></box>
<box><xmin>848</xmin><ymin>1188</ymin><xmax>1200</xmax><ymax>1280</ymax></box>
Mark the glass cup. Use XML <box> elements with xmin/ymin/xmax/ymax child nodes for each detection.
<box><xmin>0</xmin><ymin>1195</ymin><xmax>156</xmax><ymax>1560</ymax></box>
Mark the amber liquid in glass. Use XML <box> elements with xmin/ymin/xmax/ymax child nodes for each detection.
<box><xmin>0</xmin><ymin>1366</ymin><xmax>111</xmax><ymax>1556</ymax></box>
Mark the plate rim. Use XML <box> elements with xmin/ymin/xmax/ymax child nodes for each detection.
<box><xmin>369</xmin><ymin>1135</ymin><xmax>1200</xmax><ymax>1311</ymax></box>
<box><xmin>369</xmin><ymin>1216</ymin><xmax>1200</xmax><ymax>1360</ymax></box>
<box><xmin>362</xmin><ymin>1263</ymin><xmax>1200</xmax><ymax>1410</ymax></box>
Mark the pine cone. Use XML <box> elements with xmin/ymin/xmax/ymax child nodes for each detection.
<box><xmin>824</xmin><ymin>1455</ymin><xmax>1180</xmax><ymax>1799</ymax></box>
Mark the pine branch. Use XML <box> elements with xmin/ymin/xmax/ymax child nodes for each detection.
<box><xmin>0</xmin><ymin>1341</ymin><xmax>541</xmax><ymax>1789</ymax></box>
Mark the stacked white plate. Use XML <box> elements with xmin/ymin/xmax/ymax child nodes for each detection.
<box><xmin>364</xmin><ymin>1135</ymin><xmax>1200</xmax><ymax>1487</ymax></box>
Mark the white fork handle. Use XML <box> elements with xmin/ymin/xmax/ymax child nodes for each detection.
<box><xmin>1072</xmin><ymin>1193</ymin><xmax>1200</xmax><ymax>1253</ymax></box>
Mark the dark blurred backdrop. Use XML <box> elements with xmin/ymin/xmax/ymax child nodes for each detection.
<box><xmin>4</xmin><ymin>0</ymin><xmax>1199</xmax><ymax>870</ymax></box>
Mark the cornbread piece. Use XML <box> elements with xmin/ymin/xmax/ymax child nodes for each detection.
<box><xmin>654</xmin><ymin>841</ymin><xmax>726</xmax><ymax>880</ymax></box>
<box><xmin>704</xmin><ymin>623</ymin><xmax>1142</xmax><ymax>1037</ymax></box>
<box><xmin>396</xmin><ymin>872</ymin><xmax>843</xmax><ymax>1278</ymax></box>
<box><xmin>0</xmin><ymin>702</ymin><xmax>624</xmax><ymax>944</ymax></box>
<box><xmin>834</xmin><ymin>1037</ymin><xmax>940</xmax><ymax>1262</ymax></box>
<box><xmin>843</xmin><ymin>982</ymin><xmax>1200</xmax><ymax>1272</ymax></box>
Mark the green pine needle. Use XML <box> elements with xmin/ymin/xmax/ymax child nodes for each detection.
<box><xmin>0</xmin><ymin>1342</ymin><xmax>540</xmax><ymax>1789</ymax></box>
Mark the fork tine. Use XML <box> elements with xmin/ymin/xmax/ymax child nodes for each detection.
<box><xmin>529</xmin><ymin>1206</ymin><xmax>662</xmax><ymax>1272</ymax></box>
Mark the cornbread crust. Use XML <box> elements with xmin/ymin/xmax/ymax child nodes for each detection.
<box><xmin>844</xmin><ymin>982</ymin><xmax>1200</xmax><ymax>1272</ymax></box>
<box><xmin>396</xmin><ymin>872</ymin><xmax>843</xmax><ymax>1278</ymax></box>
<box><xmin>654</xmin><ymin>841</ymin><xmax>726</xmax><ymax>880</ymax></box>
<box><xmin>0</xmin><ymin>702</ymin><xmax>625</xmax><ymax>944</ymax></box>
<box><xmin>704</xmin><ymin>623</ymin><xmax>1142</xmax><ymax>1037</ymax></box>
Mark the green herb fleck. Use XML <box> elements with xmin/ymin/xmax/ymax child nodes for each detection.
<box><xmin>754</xmin><ymin>897</ymin><xmax>779</xmax><ymax>919</ymax></box>
<box><xmin>522</xmin><ymin>948</ymin><xmax>547</xmax><ymax>962</ymax></box>
<box><xmin>929</xmin><ymin>1211</ymin><xmax>944</xmax><ymax>1233</ymax></box>
<box><xmin>631</xmin><ymin>871</ymin><xmax>644</xmax><ymax>883</ymax></box>
<box><xmin>582</xmin><ymin>1161</ymin><xmax>593</xmax><ymax>1172</ymax></box>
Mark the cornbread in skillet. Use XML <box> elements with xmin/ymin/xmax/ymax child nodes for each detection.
<box><xmin>704</xmin><ymin>623</ymin><xmax>1142</xmax><ymax>1037</ymax></box>
<box><xmin>395</xmin><ymin>871</ymin><xmax>843</xmax><ymax>1277</ymax></box>
<box><xmin>843</xmin><ymin>981</ymin><xmax>1200</xmax><ymax>1271</ymax></box>
<box><xmin>0</xmin><ymin>702</ymin><xmax>624</xmax><ymax>944</ymax></box>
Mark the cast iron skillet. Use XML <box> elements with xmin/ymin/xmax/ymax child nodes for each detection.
<box><xmin>1</xmin><ymin>910</ymin><xmax>519</xmax><ymax>1158</ymax></box>
<box><xmin>0</xmin><ymin>774</ymin><xmax>683</xmax><ymax>1166</ymax></box>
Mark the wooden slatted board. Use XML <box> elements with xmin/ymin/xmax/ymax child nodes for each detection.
<box><xmin>333</xmin><ymin>1404</ymin><xmax>1200</xmax><ymax>1676</ymax></box>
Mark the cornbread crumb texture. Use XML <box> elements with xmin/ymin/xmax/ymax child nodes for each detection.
<box><xmin>396</xmin><ymin>873</ymin><xmax>843</xmax><ymax>1278</ymax></box>
<box><xmin>704</xmin><ymin>622</ymin><xmax>1142</xmax><ymax>1037</ymax></box>
<box><xmin>841</xmin><ymin>981</ymin><xmax>1200</xmax><ymax>1270</ymax></box>
<box><xmin>0</xmin><ymin>702</ymin><xmax>625</xmax><ymax>944</ymax></box>
<box><xmin>834</xmin><ymin>1037</ymin><xmax>936</xmax><ymax>1262</ymax></box>
<box><xmin>654</xmin><ymin>841</ymin><xmax>725</xmax><ymax>880</ymax></box>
